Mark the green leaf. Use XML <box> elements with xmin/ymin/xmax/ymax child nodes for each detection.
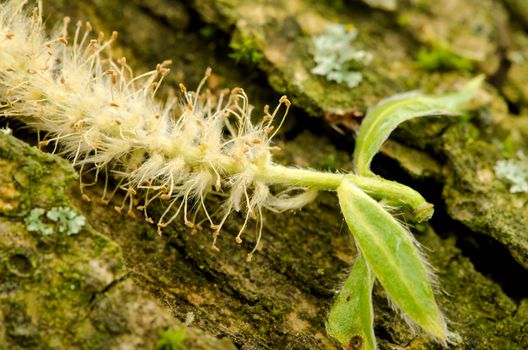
<box><xmin>353</xmin><ymin>76</ymin><xmax>483</xmax><ymax>176</ymax></box>
<box><xmin>337</xmin><ymin>179</ymin><xmax>447</xmax><ymax>342</ymax></box>
<box><xmin>327</xmin><ymin>253</ymin><xmax>376</xmax><ymax>350</ymax></box>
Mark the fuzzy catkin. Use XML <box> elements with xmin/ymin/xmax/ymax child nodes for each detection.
<box><xmin>0</xmin><ymin>0</ymin><xmax>317</xmax><ymax>257</ymax></box>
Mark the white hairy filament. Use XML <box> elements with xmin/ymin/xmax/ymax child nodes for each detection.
<box><xmin>0</xmin><ymin>0</ymin><xmax>318</xmax><ymax>260</ymax></box>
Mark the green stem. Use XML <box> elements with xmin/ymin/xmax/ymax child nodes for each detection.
<box><xmin>254</xmin><ymin>164</ymin><xmax>434</xmax><ymax>221</ymax></box>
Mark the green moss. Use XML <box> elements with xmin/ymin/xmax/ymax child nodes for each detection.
<box><xmin>229</xmin><ymin>32</ymin><xmax>264</xmax><ymax>65</ymax></box>
<box><xmin>0</xmin><ymin>134</ymin><xmax>75</xmax><ymax>217</ymax></box>
<box><xmin>416</xmin><ymin>45</ymin><xmax>473</xmax><ymax>72</ymax></box>
<box><xmin>156</xmin><ymin>327</ymin><xmax>187</xmax><ymax>350</ymax></box>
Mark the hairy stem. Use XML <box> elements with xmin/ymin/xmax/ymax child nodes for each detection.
<box><xmin>253</xmin><ymin>164</ymin><xmax>433</xmax><ymax>221</ymax></box>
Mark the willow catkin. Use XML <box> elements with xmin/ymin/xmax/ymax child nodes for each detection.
<box><xmin>0</xmin><ymin>0</ymin><xmax>318</xmax><ymax>260</ymax></box>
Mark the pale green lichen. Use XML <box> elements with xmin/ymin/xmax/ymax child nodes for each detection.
<box><xmin>0</xmin><ymin>126</ymin><xmax>12</xmax><ymax>135</ymax></box>
<box><xmin>494</xmin><ymin>154</ymin><xmax>528</xmax><ymax>193</ymax></box>
<box><xmin>25</xmin><ymin>207</ymin><xmax>86</xmax><ymax>236</ymax></box>
<box><xmin>311</xmin><ymin>24</ymin><xmax>372</xmax><ymax>88</ymax></box>
<box><xmin>25</xmin><ymin>208</ymin><xmax>54</xmax><ymax>235</ymax></box>
<box><xmin>46</xmin><ymin>207</ymin><xmax>86</xmax><ymax>235</ymax></box>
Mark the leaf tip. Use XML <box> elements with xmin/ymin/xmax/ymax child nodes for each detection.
<box><xmin>413</xmin><ymin>202</ymin><xmax>434</xmax><ymax>222</ymax></box>
<box><xmin>464</xmin><ymin>74</ymin><xmax>485</xmax><ymax>95</ymax></box>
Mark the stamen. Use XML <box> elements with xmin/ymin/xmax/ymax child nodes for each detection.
<box><xmin>247</xmin><ymin>206</ymin><xmax>264</xmax><ymax>262</ymax></box>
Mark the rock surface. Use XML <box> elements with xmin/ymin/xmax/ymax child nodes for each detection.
<box><xmin>1</xmin><ymin>0</ymin><xmax>527</xmax><ymax>349</ymax></box>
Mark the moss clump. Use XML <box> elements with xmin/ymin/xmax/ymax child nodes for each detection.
<box><xmin>416</xmin><ymin>45</ymin><xmax>473</xmax><ymax>72</ymax></box>
<box><xmin>229</xmin><ymin>32</ymin><xmax>264</xmax><ymax>64</ymax></box>
<box><xmin>156</xmin><ymin>327</ymin><xmax>187</xmax><ymax>350</ymax></box>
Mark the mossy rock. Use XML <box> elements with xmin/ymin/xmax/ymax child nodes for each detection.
<box><xmin>0</xmin><ymin>134</ymin><xmax>237</xmax><ymax>349</ymax></box>
<box><xmin>2</xmin><ymin>0</ymin><xmax>528</xmax><ymax>349</ymax></box>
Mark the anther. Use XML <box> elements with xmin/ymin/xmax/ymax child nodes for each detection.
<box><xmin>211</xmin><ymin>245</ymin><xmax>220</xmax><ymax>252</ymax></box>
<box><xmin>265</xmin><ymin>126</ymin><xmax>275</xmax><ymax>134</ymax></box>
<box><xmin>31</xmin><ymin>7</ymin><xmax>38</xmax><ymax>22</ymax></box>
<box><xmin>5</xmin><ymin>32</ymin><xmax>14</xmax><ymax>40</ymax></box>
<box><xmin>179</xmin><ymin>83</ymin><xmax>187</xmax><ymax>93</ymax></box>
<box><xmin>279</xmin><ymin>95</ymin><xmax>291</xmax><ymax>106</ymax></box>
<box><xmin>114</xmin><ymin>206</ymin><xmax>122</xmax><ymax>214</ymax></box>
<box><xmin>127</xmin><ymin>210</ymin><xmax>136</xmax><ymax>219</ymax></box>
<box><xmin>184</xmin><ymin>220</ymin><xmax>195</xmax><ymax>228</ymax></box>
<box><xmin>81</xmin><ymin>194</ymin><xmax>92</xmax><ymax>202</ymax></box>
<box><xmin>72</xmin><ymin>120</ymin><xmax>84</xmax><ymax>129</ymax></box>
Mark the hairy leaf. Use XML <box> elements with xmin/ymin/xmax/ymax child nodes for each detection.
<box><xmin>327</xmin><ymin>253</ymin><xmax>376</xmax><ymax>350</ymax></box>
<box><xmin>353</xmin><ymin>76</ymin><xmax>483</xmax><ymax>176</ymax></box>
<box><xmin>337</xmin><ymin>179</ymin><xmax>447</xmax><ymax>342</ymax></box>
